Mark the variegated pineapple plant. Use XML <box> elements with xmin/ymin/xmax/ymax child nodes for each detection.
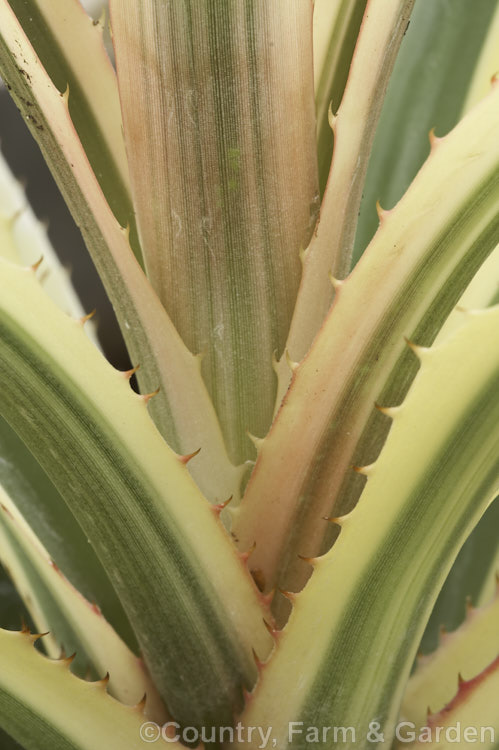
<box><xmin>0</xmin><ymin>0</ymin><xmax>498</xmax><ymax>748</ymax></box>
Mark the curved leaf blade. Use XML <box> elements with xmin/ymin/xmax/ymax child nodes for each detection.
<box><xmin>0</xmin><ymin>485</ymin><xmax>167</xmax><ymax>722</ymax></box>
<box><xmin>235</xmin><ymin>79</ymin><xmax>499</xmax><ymax>601</ymax></box>
<box><xmin>0</xmin><ymin>0</ymin><xmax>241</xmax><ymax>504</ymax></box>
<box><xmin>0</xmin><ymin>628</ymin><xmax>177</xmax><ymax>750</ymax></box>
<box><xmin>353</xmin><ymin>0</ymin><xmax>498</xmax><ymax>265</ymax></box>
<box><xmin>0</xmin><ymin>258</ymin><xmax>272</xmax><ymax>727</ymax></box>
<box><xmin>110</xmin><ymin>0</ymin><xmax>319</xmax><ymax>464</ymax></box>
<box><xmin>6</xmin><ymin>0</ymin><xmax>141</xmax><ymax>263</ymax></box>
<box><xmin>276</xmin><ymin>0</ymin><xmax>414</xmax><ymax>396</ymax></box>
<box><xmin>238</xmin><ymin>306</ymin><xmax>499</xmax><ymax>750</ymax></box>
<box><xmin>402</xmin><ymin>580</ymin><xmax>499</xmax><ymax>732</ymax></box>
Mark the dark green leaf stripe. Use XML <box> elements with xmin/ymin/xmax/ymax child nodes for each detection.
<box><xmin>0</xmin><ymin>312</ymin><xmax>249</xmax><ymax>726</ymax></box>
<box><xmin>353</xmin><ymin>0</ymin><xmax>497</xmax><ymax>264</ymax></box>
<box><xmin>238</xmin><ymin>308</ymin><xmax>499</xmax><ymax>749</ymax></box>
<box><xmin>315</xmin><ymin>0</ymin><xmax>368</xmax><ymax>196</ymax></box>
<box><xmin>0</xmin><ymin>515</ymin><xmax>98</xmax><ymax>677</ymax></box>
<box><xmin>0</xmin><ymin>27</ymin><xmax>183</xmax><ymax>448</ymax></box>
<box><xmin>0</xmin><ymin>415</ymin><xmax>136</xmax><ymax>651</ymax></box>
<box><xmin>0</xmin><ymin>269</ymin><xmax>270</xmax><ymax>727</ymax></box>
<box><xmin>0</xmin><ymin>689</ymin><xmax>75</xmax><ymax>750</ymax></box>
<box><xmin>303</xmin><ymin>377</ymin><xmax>499</xmax><ymax>748</ymax></box>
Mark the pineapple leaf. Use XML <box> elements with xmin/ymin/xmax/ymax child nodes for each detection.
<box><xmin>313</xmin><ymin>0</ymin><xmax>367</xmax><ymax>197</ymax></box>
<box><xmin>0</xmin><ymin>416</ymin><xmax>135</xmax><ymax>650</ymax></box>
<box><xmin>276</xmin><ymin>0</ymin><xmax>415</xmax><ymax>403</ymax></box>
<box><xmin>354</xmin><ymin>0</ymin><xmax>499</xmax><ymax>264</ymax></box>
<box><xmin>234</xmin><ymin>79</ymin><xmax>499</xmax><ymax>600</ymax></box>
<box><xmin>237</xmin><ymin>305</ymin><xmax>499</xmax><ymax>750</ymax></box>
<box><xmin>0</xmin><ymin>147</ymin><xmax>99</xmax><ymax>342</ymax></box>
<box><xmin>0</xmin><ymin>258</ymin><xmax>272</xmax><ymax>727</ymax></box>
<box><xmin>6</xmin><ymin>0</ymin><xmax>141</xmax><ymax>263</ymax></box>
<box><xmin>396</xmin><ymin>655</ymin><xmax>499</xmax><ymax>749</ymax></box>
<box><xmin>109</xmin><ymin>0</ymin><xmax>319</xmax><ymax>465</ymax></box>
<box><xmin>0</xmin><ymin>1</ymin><xmax>241</xmax><ymax>503</ymax></box>
<box><xmin>0</xmin><ymin>628</ymin><xmax>178</xmax><ymax>750</ymax></box>
<box><xmin>0</xmin><ymin>484</ymin><xmax>167</xmax><ymax>722</ymax></box>
<box><xmin>402</xmin><ymin>580</ymin><xmax>499</xmax><ymax>732</ymax></box>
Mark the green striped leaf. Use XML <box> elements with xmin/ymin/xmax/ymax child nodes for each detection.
<box><xmin>313</xmin><ymin>0</ymin><xmax>367</xmax><ymax>196</ymax></box>
<box><xmin>7</xmin><ymin>0</ymin><xmax>141</xmax><ymax>263</ymax></box>
<box><xmin>397</xmin><ymin>656</ymin><xmax>499</xmax><ymax>749</ymax></box>
<box><xmin>234</xmin><ymin>79</ymin><xmax>499</xmax><ymax>602</ymax></box>
<box><xmin>110</xmin><ymin>0</ymin><xmax>319</xmax><ymax>464</ymax></box>
<box><xmin>402</xmin><ymin>581</ymin><xmax>499</xmax><ymax>732</ymax></box>
<box><xmin>0</xmin><ymin>485</ymin><xmax>167</xmax><ymax>722</ymax></box>
<box><xmin>0</xmin><ymin>628</ymin><xmax>177</xmax><ymax>750</ymax></box>
<box><xmin>238</xmin><ymin>305</ymin><xmax>499</xmax><ymax>750</ymax></box>
<box><xmin>354</xmin><ymin>0</ymin><xmax>499</xmax><ymax>265</ymax></box>
<box><xmin>0</xmin><ymin>416</ymin><xmax>137</xmax><ymax>653</ymax></box>
<box><xmin>0</xmin><ymin>2</ymin><xmax>241</xmax><ymax>503</ymax></box>
<box><xmin>0</xmin><ymin>258</ymin><xmax>272</xmax><ymax>728</ymax></box>
<box><xmin>275</xmin><ymin>0</ymin><xmax>415</xmax><ymax>405</ymax></box>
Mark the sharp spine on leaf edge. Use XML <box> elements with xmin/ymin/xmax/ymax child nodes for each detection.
<box><xmin>178</xmin><ymin>447</ymin><xmax>201</xmax><ymax>465</ymax></box>
<box><xmin>30</xmin><ymin>255</ymin><xmax>44</xmax><ymax>272</ymax></box>
<box><xmin>328</xmin><ymin>101</ymin><xmax>337</xmax><ymax>131</ymax></box>
<box><xmin>323</xmin><ymin>514</ymin><xmax>348</xmax><ymax>528</ymax></box>
<box><xmin>297</xmin><ymin>553</ymin><xmax>320</xmax><ymax>566</ymax></box>
<box><xmin>328</xmin><ymin>271</ymin><xmax>343</xmax><ymax>291</ymax></box>
<box><xmin>122</xmin><ymin>363</ymin><xmax>140</xmax><ymax>379</ymax></box>
<box><xmin>374</xmin><ymin>402</ymin><xmax>400</xmax><ymax>418</ymax></box>
<box><xmin>140</xmin><ymin>387</ymin><xmax>160</xmax><ymax>405</ymax></box>
<box><xmin>212</xmin><ymin>495</ymin><xmax>233</xmax><ymax>514</ymax></box>
<box><xmin>403</xmin><ymin>336</ymin><xmax>428</xmax><ymax>359</ymax></box>
<box><xmin>80</xmin><ymin>309</ymin><xmax>97</xmax><ymax>325</ymax></box>
<box><xmin>428</xmin><ymin>127</ymin><xmax>442</xmax><ymax>149</ymax></box>
<box><xmin>239</xmin><ymin>541</ymin><xmax>256</xmax><ymax>563</ymax></box>
<box><xmin>351</xmin><ymin>463</ymin><xmax>375</xmax><ymax>477</ymax></box>
<box><xmin>375</xmin><ymin>200</ymin><xmax>389</xmax><ymax>222</ymax></box>
<box><xmin>427</xmin><ymin>653</ymin><xmax>499</xmax><ymax>725</ymax></box>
